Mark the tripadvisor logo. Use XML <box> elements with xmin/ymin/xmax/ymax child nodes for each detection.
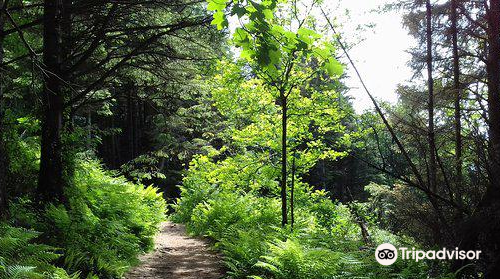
<box><xmin>375</xmin><ymin>243</ymin><xmax>482</xmax><ymax>266</ymax></box>
<box><xmin>375</xmin><ymin>243</ymin><xmax>398</xmax><ymax>265</ymax></box>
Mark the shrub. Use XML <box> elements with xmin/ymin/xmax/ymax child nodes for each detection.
<box><xmin>250</xmin><ymin>238</ymin><xmax>364</xmax><ymax>279</ymax></box>
<box><xmin>0</xmin><ymin>224</ymin><xmax>77</xmax><ymax>279</ymax></box>
<box><xmin>173</xmin><ymin>153</ymin><xmax>454</xmax><ymax>279</ymax></box>
<box><xmin>171</xmin><ymin>156</ymin><xmax>220</xmax><ymax>224</ymax></box>
<box><xmin>10</xmin><ymin>159</ymin><xmax>166</xmax><ymax>278</ymax></box>
<box><xmin>4</xmin><ymin>114</ymin><xmax>41</xmax><ymax>195</ymax></box>
<box><xmin>187</xmin><ymin>191</ymin><xmax>281</xmax><ymax>277</ymax></box>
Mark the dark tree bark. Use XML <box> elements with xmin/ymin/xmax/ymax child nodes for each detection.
<box><xmin>451</xmin><ymin>0</ymin><xmax>462</xmax><ymax>195</ymax></box>
<box><xmin>0</xmin><ymin>0</ymin><xmax>9</xmax><ymax>217</ymax></box>
<box><xmin>280</xmin><ymin>91</ymin><xmax>288</xmax><ymax>227</ymax></box>
<box><xmin>455</xmin><ymin>1</ymin><xmax>500</xmax><ymax>276</ymax></box>
<box><xmin>426</xmin><ymin>0</ymin><xmax>437</xmax><ymax>194</ymax></box>
<box><xmin>486</xmin><ymin>0</ymin><xmax>500</xmax><ymax>198</ymax></box>
<box><xmin>127</xmin><ymin>89</ymin><xmax>135</xmax><ymax>159</ymax></box>
<box><xmin>483</xmin><ymin>1</ymin><xmax>500</xmax><ymax>274</ymax></box>
<box><xmin>110</xmin><ymin>115</ymin><xmax>118</xmax><ymax>168</ymax></box>
<box><xmin>425</xmin><ymin>2</ymin><xmax>445</xmax><ymax>245</ymax></box>
<box><xmin>38</xmin><ymin>0</ymin><xmax>66</xmax><ymax>202</ymax></box>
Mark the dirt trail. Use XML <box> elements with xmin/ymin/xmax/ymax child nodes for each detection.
<box><xmin>126</xmin><ymin>221</ymin><xmax>225</xmax><ymax>279</ymax></box>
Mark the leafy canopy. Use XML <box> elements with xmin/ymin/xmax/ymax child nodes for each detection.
<box><xmin>207</xmin><ymin>0</ymin><xmax>343</xmax><ymax>81</ymax></box>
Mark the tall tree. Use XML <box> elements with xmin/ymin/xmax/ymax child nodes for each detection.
<box><xmin>0</xmin><ymin>0</ymin><xmax>8</xmax><ymax>215</ymax></box>
<box><xmin>373</xmin><ymin>0</ymin><xmax>500</xmax><ymax>274</ymax></box>
<box><xmin>280</xmin><ymin>85</ymin><xmax>288</xmax><ymax>226</ymax></box>
<box><xmin>33</xmin><ymin>0</ymin><xmax>213</xmax><ymax>203</ymax></box>
<box><xmin>450</xmin><ymin>0</ymin><xmax>462</xmax><ymax>195</ymax></box>
<box><xmin>425</xmin><ymin>0</ymin><xmax>437</xmax><ymax>195</ymax></box>
<box><xmin>38</xmin><ymin>0</ymin><xmax>66</xmax><ymax>202</ymax></box>
<box><xmin>486</xmin><ymin>0</ymin><xmax>500</xmax><ymax>197</ymax></box>
<box><xmin>208</xmin><ymin>0</ymin><xmax>343</xmax><ymax>226</ymax></box>
<box><xmin>210</xmin><ymin>59</ymin><xmax>346</xmax><ymax>227</ymax></box>
<box><xmin>480</xmin><ymin>0</ymin><xmax>500</xmax><ymax>274</ymax></box>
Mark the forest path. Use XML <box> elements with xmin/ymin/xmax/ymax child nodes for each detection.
<box><xmin>126</xmin><ymin>221</ymin><xmax>225</xmax><ymax>279</ymax></box>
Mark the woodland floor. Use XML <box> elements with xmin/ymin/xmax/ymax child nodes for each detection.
<box><xmin>126</xmin><ymin>221</ymin><xmax>225</xmax><ymax>279</ymax></box>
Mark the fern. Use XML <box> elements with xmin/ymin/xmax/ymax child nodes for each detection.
<box><xmin>4</xmin><ymin>265</ymin><xmax>40</xmax><ymax>279</ymax></box>
<box><xmin>8</xmin><ymin>159</ymin><xmax>166</xmax><ymax>278</ymax></box>
<box><xmin>173</xmin><ymin>153</ymin><xmax>446</xmax><ymax>279</ymax></box>
<box><xmin>0</xmin><ymin>224</ymin><xmax>75</xmax><ymax>279</ymax></box>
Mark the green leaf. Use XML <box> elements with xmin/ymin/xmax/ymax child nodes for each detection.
<box><xmin>270</xmin><ymin>24</ymin><xmax>284</xmax><ymax>34</ymax></box>
<box><xmin>263</xmin><ymin>9</ymin><xmax>273</xmax><ymax>20</ymax></box>
<box><xmin>324</xmin><ymin>58</ymin><xmax>343</xmax><ymax>76</ymax></box>
<box><xmin>207</xmin><ymin>0</ymin><xmax>226</xmax><ymax>11</ymax></box>
<box><xmin>269</xmin><ymin>48</ymin><xmax>281</xmax><ymax>65</ymax></box>
<box><xmin>297</xmin><ymin>27</ymin><xmax>321</xmax><ymax>45</ymax></box>
<box><xmin>211</xmin><ymin>10</ymin><xmax>228</xmax><ymax>30</ymax></box>
<box><xmin>314</xmin><ymin>47</ymin><xmax>329</xmax><ymax>59</ymax></box>
<box><xmin>233</xmin><ymin>28</ymin><xmax>248</xmax><ymax>44</ymax></box>
<box><xmin>231</xmin><ymin>4</ymin><xmax>246</xmax><ymax>17</ymax></box>
<box><xmin>240</xmin><ymin>48</ymin><xmax>255</xmax><ymax>60</ymax></box>
<box><xmin>256</xmin><ymin>46</ymin><xmax>271</xmax><ymax>66</ymax></box>
<box><xmin>298</xmin><ymin>27</ymin><xmax>320</xmax><ymax>38</ymax></box>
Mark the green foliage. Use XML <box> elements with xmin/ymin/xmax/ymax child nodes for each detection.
<box><xmin>208</xmin><ymin>0</ymin><xmax>342</xmax><ymax>80</ymax></box>
<box><xmin>172</xmin><ymin>53</ymin><xmax>453</xmax><ymax>277</ymax></box>
<box><xmin>251</xmin><ymin>238</ymin><xmax>362</xmax><ymax>279</ymax></box>
<box><xmin>193</xmin><ymin>192</ymin><xmax>281</xmax><ymax>277</ymax></box>
<box><xmin>9</xmin><ymin>159</ymin><xmax>166</xmax><ymax>278</ymax></box>
<box><xmin>0</xmin><ymin>224</ymin><xmax>77</xmax><ymax>279</ymax></box>
<box><xmin>120</xmin><ymin>154</ymin><xmax>168</xmax><ymax>182</ymax></box>
<box><xmin>3</xmin><ymin>112</ymin><xmax>41</xmax><ymax>193</ymax></box>
<box><xmin>172</xmin><ymin>153</ymin><xmax>274</xmax><ymax>275</ymax></box>
<box><xmin>210</xmin><ymin>61</ymin><xmax>350</xmax><ymax>176</ymax></box>
<box><xmin>173</xmin><ymin>152</ymin><xmax>445</xmax><ymax>278</ymax></box>
<box><xmin>2</xmin><ymin>110</ymin><xmax>166</xmax><ymax>278</ymax></box>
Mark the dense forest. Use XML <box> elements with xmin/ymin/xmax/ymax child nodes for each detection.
<box><xmin>0</xmin><ymin>0</ymin><xmax>499</xmax><ymax>278</ymax></box>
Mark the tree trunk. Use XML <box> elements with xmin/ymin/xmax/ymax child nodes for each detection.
<box><xmin>87</xmin><ymin>110</ymin><xmax>92</xmax><ymax>149</ymax></box>
<box><xmin>110</xmin><ymin>115</ymin><xmax>118</xmax><ymax>168</ymax></box>
<box><xmin>486</xmin><ymin>0</ymin><xmax>500</xmax><ymax>199</ymax></box>
<box><xmin>38</xmin><ymin>0</ymin><xmax>65</xmax><ymax>202</ymax></box>
<box><xmin>454</xmin><ymin>1</ymin><xmax>500</xmax><ymax>275</ymax></box>
<box><xmin>127</xmin><ymin>88</ymin><xmax>135</xmax><ymax>159</ymax></box>
<box><xmin>426</xmin><ymin>0</ymin><xmax>437</xmax><ymax>194</ymax></box>
<box><xmin>0</xmin><ymin>0</ymin><xmax>9</xmax><ymax>217</ymax></box>
<box><xmin>484</xmin><ymin>0</ymin><xmax>500</xmax><ymax>274</ymax></box>
<box><xmin>280</xmin><ymin>92</ymin><xmax>288</xmax><ymax>227</ymax></box>
<box><xmin>425</xmin><ymin>0</ymin><xmax>446</xmax><ymax>246</ymax></box>
<box><xmin>451</xmin><ymin>0</ymin><xmax>462</xmax><ymax>197</ymax></box>
<box><xmin>290</xmin><ymin>152</ymin><xmax>295</xmax><ymax>229</ymax></box>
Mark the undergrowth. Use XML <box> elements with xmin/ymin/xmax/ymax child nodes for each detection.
<box><xmin>0</xmin><ymin>224</ymin><xmax>78</xmax><ymax>279</ymax></box>
<box><xmin>173</xmin><ymin>154</ymin><xmax>453</xmax><ymax>279</ymax></box>
<box><xmin>5</xmin><ymin>158</ymin><xmax>166</xmax><ymax>279</ymax></box>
